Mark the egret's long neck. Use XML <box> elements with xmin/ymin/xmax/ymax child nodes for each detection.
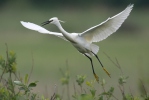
<box><xmin>55</xmin><ymin>22</ymin><xmax>71</xmax><ymax>39</ymax></box>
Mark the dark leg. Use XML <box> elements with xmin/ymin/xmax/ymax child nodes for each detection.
<box><xmin>91</xmin><ymin>51</ymin><xmax>111</xmax><ymax>78</ymax></box>
<box><xmin>84</xmin><ymin>54</ymin><xmax>99</xmax><ymax>82</ymax></box>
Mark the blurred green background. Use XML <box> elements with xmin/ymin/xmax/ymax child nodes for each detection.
<box><xmin>0</xmin><ymin>0</ymin><xmax>149</xmax><ymax>99</ymax></box>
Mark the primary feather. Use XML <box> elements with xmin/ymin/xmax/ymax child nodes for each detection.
<box><xmin>80</xmin><ymin>4</ymin><xmax>133</xmax><ymax>43</ymax></box>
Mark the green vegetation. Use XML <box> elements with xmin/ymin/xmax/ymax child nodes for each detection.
<box><xmin>0</xmin><ymin>48</ymin><xmax>149</xmax><ymax>100</ymax></box>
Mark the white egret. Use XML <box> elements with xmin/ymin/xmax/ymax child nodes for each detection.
<box><xmin>21</xmin><ymin>4</ymin><xmax>133</xmax><ymax>82</ymax></box>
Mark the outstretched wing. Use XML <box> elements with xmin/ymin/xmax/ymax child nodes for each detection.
<box><xmin>20</xmin><ymin>21</ymin><xmax>68</xmax><ymax>41</ymax></box>
<box><xmin>80</xmin><ymin>4</ymin><xmax>133</xmax><ymax>43</ymax></box>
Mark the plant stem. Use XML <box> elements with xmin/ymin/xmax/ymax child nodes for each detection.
<box><xmin>28</xmin><ymin>52</ymin><xmax>34</xmax><ymax>83</ymax></box>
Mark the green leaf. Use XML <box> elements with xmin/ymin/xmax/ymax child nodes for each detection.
<box><xmin>90</xmin><ymin>89</ymin><xmax>96</xmax><ymax>97</ymax></box>
<box><xmin>0</xmin><ymin>56</ymin><xmax>5</xmax><ymax>68</ymax></box>
<box><xmin>28</xmin><ymin>82</ymin><xmax>37</xmax><ymax>88</ymax></box>
<box><xmin>8</xmin><ymin>51</ymin><xmax>16</xmax><ymax>63</ymax></box>
<box><xmin>76</xmin><ymin>75</ymin><xmax>86</xmax><ymax>86</ymax></box>
<box><xmin>14</xmin><ymin>81</ymin><xmax>24</xmax><ymax>86</ymax></box>
<box><xmin>9</xmin><ymin>51</ymin><xmax>15</xmax><ymax>57</ymax></box>
<box><xmin>19</xmin><ymin>86</ymin><xmax>25</xmax><ymax>91</ymax></box>
<box><xmin>86</xmin><ymin>81</ymin><xmax>92</xmax><ymax>87</ymax></box>
<box><xmin>109</xmin><ymin>87</ymin><xmax>114</xmax><ymax>93</ymax></box>
<box><xmin>86</xmin><ymin>80</ymin><xmax>96</xmax><ymax>87</ymax></box>
<box><xmin>61</xmin><ymin>77</ymin><xmax>69</xmax><ymax>85</ymax></box>
<box><xmin>99</xmin><ymin>96</ymin><xmax>103</xmax><ymax>100</ymax></box>
<box><xmin>81</xmin><ymin>94</ymin><xmax>87</xmax><ymax>97</ymax></box>
<box><xmin>24</xmin><ymin>74</ymin><xmax>28</xmax><ymax>85</ymax></box>
<box><xmin>118</xmin><ymin>76</ymin><xmax>129</xmax><ymax>85</ymax></box>
<box><xmin>11</xmin><ymin>62</ymin><xmax>17</xmax><ymax>73</ymax></box>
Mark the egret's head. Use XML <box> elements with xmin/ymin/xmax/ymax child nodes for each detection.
<box><xmin>41</xmin><ymin>17</ymin><xmax>64</xmax><ymax>26</ymax></box>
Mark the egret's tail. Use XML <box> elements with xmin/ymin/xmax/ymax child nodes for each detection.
<box><xmin>91</xmin><ymin>44</ymin><xmax>99</xmax><ymax>55</ymax></box>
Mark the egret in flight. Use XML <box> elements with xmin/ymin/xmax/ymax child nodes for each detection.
<box><xmin>21</xmin><ymin>4</ymin><xmax>133</xmax><ymax>82</ymax></box>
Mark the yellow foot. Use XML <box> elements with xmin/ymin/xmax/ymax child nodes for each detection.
<box><xmin>103</xmin><ymin>68</ymin><xmax>111</xmax><ymax>78</ymax></box>
<box><xmin>94</xmin><ymin>73</ymin><xmax>99</xmax><ymax>83</ymax></box>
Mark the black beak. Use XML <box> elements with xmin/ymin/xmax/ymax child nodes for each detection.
<box><xmin>41</xmin><ymin>20</ymin><xmax>53</xmax><ymax>26</ymax></box>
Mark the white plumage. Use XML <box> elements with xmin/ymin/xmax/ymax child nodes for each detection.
<box><xmin>80</xmin><ymin>4</ymin><xmax>133</xmax><ymax>43</ymax></box>
<box><xmin>21</xmin><ymin>4</ymin><xmax>133</xmax><ymax>82</ymax></box>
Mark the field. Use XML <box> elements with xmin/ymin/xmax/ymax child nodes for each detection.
<box><xmin>0</xmin><ymin>3</ymin><xmax>149</xmax><ymax>99</ymax></box>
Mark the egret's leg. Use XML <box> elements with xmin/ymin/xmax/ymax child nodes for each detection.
<box><xmin>91</xmin><ymin>52</ymin><xmax>111</xmax><ymax>78</ymax></box>
<box><xmin>84</xmin><ymin>54</ymin><xmax>99</xmax><ymax>82</ymax></box>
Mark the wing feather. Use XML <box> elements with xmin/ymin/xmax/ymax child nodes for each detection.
<box><xmin>20</xmin><ymin>21</ymin><xmax>67</xmax><ymax>41</ymax></box>
<box><xmin>80</xmin><ymin>4</ymin><xmax>133</xmax><ymax>43</ymax></box>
